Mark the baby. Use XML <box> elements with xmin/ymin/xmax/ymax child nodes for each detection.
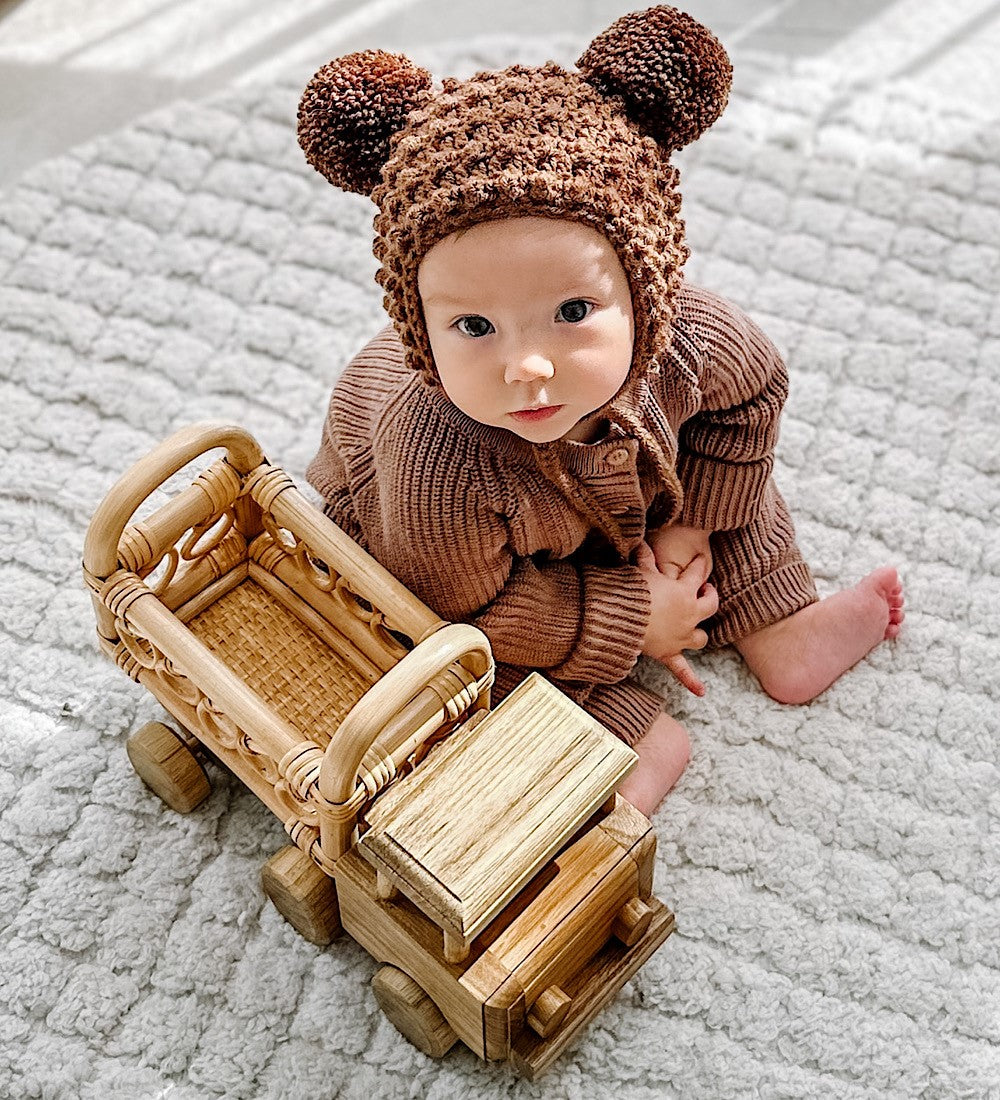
<box><xmin>298</xmin><ymin>6</ymin><xmax>904</xmax><ymax>816</ymax></box>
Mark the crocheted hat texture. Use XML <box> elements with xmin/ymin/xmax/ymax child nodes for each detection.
<box><xmin>299</xmin><ymin>5</ymin><xmax>732</xmax><ymax>551</ymax></box>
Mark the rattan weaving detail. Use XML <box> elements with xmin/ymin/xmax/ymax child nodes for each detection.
<box><xmin>188</xmin><ymin>578</ymin><xmax>375</xmax><ymax>747</ymax></box>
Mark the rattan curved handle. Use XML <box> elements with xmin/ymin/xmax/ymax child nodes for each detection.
<box><xmin>318</xmin><ymin>622</ymin><xmax>493</xmax><ymax>808</ymax></box>
<box><xmin>83</xmin><ymin>421</ymin><xmax>264</xmax><ymax>581</ymax></box>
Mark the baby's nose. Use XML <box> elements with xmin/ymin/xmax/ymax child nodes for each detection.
<box><xmin>504</xmin><ymin>351</ymin><xmax>555</xmax><ymax>384</ymax></box>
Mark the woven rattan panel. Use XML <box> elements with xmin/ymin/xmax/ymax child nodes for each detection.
<box><xmin>187</xmin><ymin>579</ymin><xmax>376</xmax><ymax>748</ymax></box>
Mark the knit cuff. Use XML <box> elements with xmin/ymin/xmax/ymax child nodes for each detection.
<box><xmin>550</xmin><ymin>565</ymin><xmax>651</xmax><ymax>685</ymax></box>
<box><xmin>707</xmin><ymin>559</ymin><xmax>818</xmax><ymax>647</ymax></box>
<box><xmin>675</xmin><ymin>452</ymin><xmax>773</xmax><ymax>530</ymax></box>
<box><xmin>580</xmin><ymin>677</ymin><xmax>666</xmax><ymax>747</ymax></box>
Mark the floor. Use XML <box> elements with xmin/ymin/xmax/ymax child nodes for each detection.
<box><xmin>1</xmin><ymin>0</ymin><xmax>999</xmax><ymax>188</ymax></box>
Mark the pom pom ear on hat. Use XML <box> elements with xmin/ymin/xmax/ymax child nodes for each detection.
<box><xmin>298</xmin><ymin>49</ymin><xmax>433</xmax><ymax>195</ymax></box>
<box><xmin>577</xmin><ymin>4</ymin><xmax>732</xmax><ymax>151</ymax></box>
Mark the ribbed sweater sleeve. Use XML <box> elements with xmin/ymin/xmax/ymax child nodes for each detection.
<box><xmin>304</xmin><ymin>415</ymin><xmax>363</xmax><ymax>543</ymax></box>
<box><xmin>675</xmin><ymin>287</ymin><xmax>789</xmax><ymax>530</ymax></box>
<box><xmin>473</xmin><ymin>558</ymin><xmax>651</xmax><ymax>685</ymax></box>
<box><xmin>306</xmin><ymin>327</ymin><xmax>410</xmax><ymax>546</ymax></box>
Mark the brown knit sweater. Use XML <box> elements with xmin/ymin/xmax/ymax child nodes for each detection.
<box><xmin>307</xmin><ymin>282</ymin><xmax>817</xmax><ymax>744</ymax></box>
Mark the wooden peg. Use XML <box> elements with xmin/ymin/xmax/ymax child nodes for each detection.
<box><xmin>526</xmin><ymin>985</ymin><xmax>572</xmax><ymax>1038</ymax></box>
<box><xmin>612</xmin><ymin>896</ymin><xmax>654</xmax><ymax>947</ymax></box>
<box><xmin>377</xmin><ymin>870</ymin><xmax>400</xmax><ymax>900</ymax></box>
<box><xmin>443</xmin><ymin>930</ymin><xmax>471</xmax><ymax>964</ymax></box>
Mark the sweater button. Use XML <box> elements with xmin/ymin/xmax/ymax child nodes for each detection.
<box><xmin>607</xmin><ymin>447</ymin><xmax>630</xmax><ymax>467</ymax></box>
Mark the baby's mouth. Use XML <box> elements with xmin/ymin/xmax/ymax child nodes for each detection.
<box><xmin>510</xmin><ymin>405</ymin><xmax>564</xmax><ymax>422</ymax></box>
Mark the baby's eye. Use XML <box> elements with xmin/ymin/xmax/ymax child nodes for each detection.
<box><xmin>557</xmin><ymin>300</ymin><xmax>593</xmax><ymax>324</ymax></box>
<box><xmin>455</xmin><ymin>315</ymin><xmax>494</xmax><ymax>338</ymax></box>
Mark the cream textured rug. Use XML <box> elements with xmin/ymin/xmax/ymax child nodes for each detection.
<box><xmin>1</xmin><ymin>35</ymin><xmax>998</xmax><ymax>1100</ymax></box>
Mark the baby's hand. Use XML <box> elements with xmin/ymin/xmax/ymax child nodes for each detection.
<box><xmin>648</xmin><ymin>524</ymin><xmax>713</xmax><ymax>587</ymax></box>
<box><xmin>636</xmin><ymin>541</ymin><xmax>719</xmax><ymax>696</ymax></box>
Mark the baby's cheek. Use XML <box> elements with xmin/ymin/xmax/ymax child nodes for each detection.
<box><xmin>442</xmin><ymin>374</ymin><xmax>500</xmax><ymax>426</ymax></box>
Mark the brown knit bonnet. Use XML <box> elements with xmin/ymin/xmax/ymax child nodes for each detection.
<box><xmin>298</xmin><ymin>6</ymin><xmax>732</xmax><ymax>551</ymax></box>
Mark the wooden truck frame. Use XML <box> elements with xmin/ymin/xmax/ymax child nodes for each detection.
<box><xmin>82</xmin><ymin>422</ymin><xmax>675</xmax><ymax>1078</ymax></box>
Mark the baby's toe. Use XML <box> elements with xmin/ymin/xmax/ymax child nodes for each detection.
<box><xmin>884</xmin><ymin>603</ymin><xmax>905</xmax><ymax>638</ymax></box>
<box><xmin>866</xmin><ymin>566</ymin><xmax>901</xmax><ymax>601</ymax></box>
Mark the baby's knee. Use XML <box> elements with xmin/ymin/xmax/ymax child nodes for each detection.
<box><xmin>645</xmin><ymin>712</ymin><xmax>691</xmax><ymax>772</ymax></box>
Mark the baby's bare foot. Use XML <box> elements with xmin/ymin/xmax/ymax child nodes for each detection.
<box><xmin>735</xmin><ymin>567</ymin><xmax>905</xmax><ymax>705</ymax></box>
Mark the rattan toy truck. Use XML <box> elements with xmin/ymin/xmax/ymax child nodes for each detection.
<box><xmin>82</xmin><ymin>422</ymin><xmax>675</xmax><ymax>1078</ymax></box>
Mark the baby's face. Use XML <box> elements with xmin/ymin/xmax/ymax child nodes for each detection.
<box><xmin>418</xmin><ymin>217</ymin><xmax>634</xmax><ymax>444</ymax></box>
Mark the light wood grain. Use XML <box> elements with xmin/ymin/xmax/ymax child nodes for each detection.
<box><xmin>526</xmin><ymin>985</ymin><xmax>571</xmax><ymax>1038</ymax></box>
<box><xmin>316</xmin><ymin>622</ymin><xmax>493</xmax><ymax>863</ymax></box>
<box><xmin>460</xmin><ymin>950</ymin><xmax>522</xmax><ymax>1061</ymax></box>
<box><xmin>486</xmin><ymin>826</ymin><xmax>637</xmax><ymax>1009</ymax></box>
<box><xmin>335</xmin><ymin>848</ymin><xmax>495</xmax><ymax>1058</ymax></box>
<box><xmin>611</xmin><ymin>897</ymin><xmax>654</xmax><ymax>947</ymax></box>
<box><xmin>372</xmin><ymin>966</ymin><xmax>458</xmax><ymax>1058</ymax></box>
<box><xmin>598</xmin><ymin>793</ymin><xmax>658</xmax><ymax>898</ymax></box>
<box><xmin>261</xmin><ymin>845</ymin><xmax>341</xmax><ymax>945</ymax></box>
<box><xmin>125</xmin><ymin>720</ymin><xmax>210</xmax><ymax>813</ymax></box>
<box><xmin>510</xmin><ymin>899</ymin><xmax>676</xmax><ymax>1080</ymax></box>
<box><xmin>359</xmin><ymin>674</ymin><xmax>638</xmax><ymax>940</ymax></box>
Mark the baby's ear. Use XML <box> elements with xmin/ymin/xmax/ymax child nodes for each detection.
<box><xmin>298</xmin><ymin>50</ymin><xmax>433</xmax><ymax>195</ymax></box>
<box><xmin>577</xmin><ymin>5</ymin><xmax>732</xmax><ymax>152</ymax></box>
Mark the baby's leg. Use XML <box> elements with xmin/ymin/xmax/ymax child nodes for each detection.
<box><xmin>618</xmin><ymin>713</ymin><xmax>690</xmax><ymax>818</ymax></box>
<box><xmin>735</xmin><ymin>566</ymin><xmax>905</xmax><ymax>705</ymax></box>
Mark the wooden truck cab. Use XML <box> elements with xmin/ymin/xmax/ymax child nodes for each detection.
<box><xmin>341</xmin><ymin>673</ymin><xmax>674</xmax><ymax>1076</ymax></box>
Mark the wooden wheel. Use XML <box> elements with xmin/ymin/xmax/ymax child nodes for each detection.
<box><xmin>372</xmin><ymin>965</ymin><xmax>458</xmax><ymax>1059</ymax></box>
<box><xmin>126</xmin><ymin>721</ymin><xmax>211</xmax><ymax>813</ymax></box>
<box><xmin>261</xmin><ymin>846</ymin><xmax>341</xmax><ymax>945</ymax></box>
